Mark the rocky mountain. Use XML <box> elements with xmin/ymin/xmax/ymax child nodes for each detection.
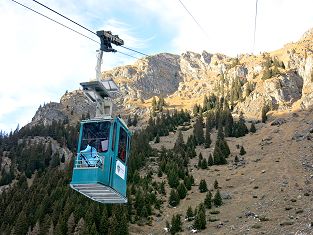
<box><xmin>107</xmin><ymin>28</ymin><xmax>313</xmax><ymax>119</ymax></box>
<box><xmin>30</xmin><ymin>29</ymin><xmax>313</xmax><ymax>125</ymax></box>
<box><xmin>31</xmin><ymin>90</ymin><xmax>95</xmax><ymax>127</ymax></box>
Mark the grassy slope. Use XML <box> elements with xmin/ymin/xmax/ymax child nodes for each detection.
<box><xmin>130</xmin><ymin>109</ymin><xmax>313</xmax><ymax>234</ymax></box>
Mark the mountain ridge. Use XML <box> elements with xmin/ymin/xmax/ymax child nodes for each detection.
<box><xmin>29</xmin><ymin>28</ymin><xmax>313</xmax><ymax>127</ymax></box>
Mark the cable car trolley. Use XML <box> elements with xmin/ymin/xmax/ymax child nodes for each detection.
<box><xmin>70</xmin><ymin>31</ymin><xmax>131</xmax><ymax>204</ymax></box>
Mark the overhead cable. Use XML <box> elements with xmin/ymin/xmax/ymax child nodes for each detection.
<box><xmin>253</xmin><ymin>0</ymin><xmax>259</xmax><ymax>53</ymax></box>
<box><xmin>31</xmin><ymin>0</ymin><xmax>97</xmax><ymax>36</ymax></box>
<box><xmin>30</xmin><ymin>0</ymin><xmax>151</xmax><ymax>59</ymax></box>
<box><xmin>10</xmin><ymin>0</ymin><xmax>99</xmax><ymax>44</ymax></box>
<box><xmin>29</xmin><ymin>0</ymin><xmax>180</xmax><ymax>67</ymax></box>
<box><xmin>120</xmin><ymin>45</ymin><xmax>149</xmax><ymax>57</ymax></box>
<box><xmin>177</xmin><ymin>0</ymin><xmax>210</xmax><ymax>40</ymax></box>
<box><xmin>117</xmin><ymin>51</ymin><xmax>140</xmax><ymax>60</ymax></box>
<box><xmin>11</xmin><ymin>0</ymin><xmax>180</xmax><ymax>69</ymax></box>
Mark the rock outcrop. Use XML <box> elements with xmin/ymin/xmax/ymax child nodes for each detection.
<box><xmin>31</xmin><ymin>102</ymin><xmax>68</xmax><ymax>126</ymax></box>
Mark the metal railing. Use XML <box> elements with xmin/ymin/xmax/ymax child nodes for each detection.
<box><xmin>74</xmin><ymin>157</ymin><xmax>103</xmax><ymax>169</ymax></box>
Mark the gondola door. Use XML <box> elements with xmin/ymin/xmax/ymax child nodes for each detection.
<box><xmin>110</xmin><ymin>118</ymin><xmax>130</xmax><ymax>198</ymax></box>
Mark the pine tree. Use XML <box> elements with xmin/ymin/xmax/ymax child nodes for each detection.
<box><xmin>127</xmin><ymin>115</ymin><xmax>132</xmax><ymax>126</ymax></box>
<box><xmin>193</xmin><ymin>104</ymin><xmax>199</xmax><ymax>115</ymax></box>
<box><xmin>60</xmin><ymin>154</ymin><xmax>65</xmax><ymax>163</ymax></box>
<box><xmin>134</xmin><ymin>189</ymin><xmax>144</xmax><ymax>214</ymax></box>
<box><xmin>152</xmin><ymin>96</ymin><xmax>157</xmax><ymax>111</ymax></box>
<box><xmin>51</xmin><ymin>154</ymin><xmax>60</xmax><ymax>168</ymax></box>
<box><xmin>186</xmin><ymin>206</ymin><xmax>194</xmax><ymax>221</ymax></box>
<box><xmin>197</xmin><ymin>153</ymin><xmax>202</xmax><ymax>168</ymax></box>
<box><xmin>157</xmin><ymin>167</ymin><xmax>163</xmax><ymax>177</ymax></box>
<box><xmin>213</xmin><ymin>189</ymin><xmax>223</xmax><ymax>207</ymax></box>
<box><xmin>54</xmin><ymin>221</ymin><xmax>63</xmax><ymax>235</ymax></box>
<box><xmin>224</xmin><ymin>109</ymin><xmax>234</xmax><ymax>137</ymax></box>
<box><xmin>140</xmin><ymin>205</ymin><xmax>148</xmax><ymax>218</ymax></box>
<box><xmin>174</xmin><ymin>130</ymin><xmax>185</xmax><ymax>153</ymax></box>
<box><xmin>204</xmin><ymin>126</ymin><xmax>211</xmax><ymax>148</ymax></box>
<box><xmin>250</xmin><ymin>122</ymin><xmax>256</xmax><ymax>133</ymax></box>
<box><xmin>234</xmin><ymin>155</ymin><xmax>239</xmax><ymax>163</ymax></box>
<box><xmin>168</xmin><ymin>170</ymin><xmax>179</xmax><ymax>188</ymax></box>
<box><xmin>204</xmin><ymin>191</ymin><xmax>212</xmax><ymax>209</ymax></box>
<box><xmin>217</xmin><ymin>122</ymin><xmax>224</xmax><ymax>140</ymax></box>
<box><xmin>201</xmin><ymin>158</ymin><xmax>208</xmax><ymax>169</ymax></box>
<box><xmin>238</xmin><ymin>112</ymin><xmax>249</xmax><ymax>136</ymax></box>
<box><xmin>190</xmin><ymin>174</ymin><xmax>195</xmax><ymax>185</ymax></box>
<box><xmin>177</xmin><ymin>182</ymin><xmax>187</xmax><ymax>199</ymax></box>
<box><xmin>202</xmin><ymin>95</ymin><xmax>209</xmax><ymax>112</ymax></box>
<box><xmin>208</xmin><ymin>154</ymin><xmax>213</xmax><ymax>166</ymax></box>
<box><xmin>206</xmin><ymin>111</ymin><xmax>215</xmax><ymax>130</ymax></box>
<box><xmin>213</xmin><ymin>145</ymin><xmax>222</xmax><ymax>165</ymax></box>
<box><xmin>261</xmin><ymin>106</ymin><xmax>268</xmax><ymax>123</ymax></box>
<box><xmin>186</xmin><ymin>135</ymin><xmax>194</xmax><ymax>149</ymax></box>
<box><xmin>31</xmin><ymin>222</ymin><xmax>40</xmax><ymax>235</ymax></box>
<box><xmin>170</xmin><ymin>214</ymin><xmax>182</xmax><ymax>234</ymax></box>
<box><xmin>214</xmin><ymin>179</ymin><xmax>219</xmax><ymax>189</ymax></box>
<box><xmin>157</xmin><ymin>97</ymin><xmax>166</xmax><ymax>111</ymax></box>
<box><xmin>109</xmin><ymin>206</ymin><xmax>129</xmax><ymax>235</ymax></box>
<box><xmin>216</xmin><ymin>138</ymin><xmax>230</xmax><ymax>159</ymax></box>
<box><xmin>240</xmin><ymin>146</ymin><xmax>246</xmax><ymax>155</ymax></box>
<box><xmin>155</xmin><ymin>134</ymin><xmax>160</xmax><ymax>143</ymax></box>
<box><xmin>89</xmin><ymin>223</ymin><xmax>98</xmax><ymax>235</ymax></box>
<box><xmin>15</xmin><ymin>210</ymin><xmax>28</xmax><ymax>235</ymax></box>
<box><xmin>188</xmin><ymin>147</ymin><xmax>197</xmax><ymax>159</ymax></box>
<box><xmin>84</xmin><ymin>206</ymin><xmax>94</xmax><ymax>230</ymax></box>
<box><xmin>119</xmin><ymin>211</ymin><xmax>129</xmax><ymax>235</ymax></box>
<box><xmin>133</xmin><ymin>113</ymin><xmax>138</xmax><ymax>126</ymax></box>
<box><xmin>67</xmin><ymin>213</ymin><xmax>75</xmax><ymax>235</ymax></box>
<box><xmin>160</xmin><ymin>181</ymin><xmax>166</xmax><ymax>195</ymax></box>
<box><xmin>198</xmin><ymin>152</ymin><xmax>203</xmax><ymax>161</ymax></box>
<box><xmin>199</xmin><ymin>179</ymin><xmax>208</xmax><ymax>193</ymax></box>
<box><xmin>193</xmin><ymin>117</ymin><xmax>204</xmax><ymax>145</ymax></box>
<box><xmin>47</xmin><ymin>222</ymin><xmax>54</xmax><ymax>235</ymax></box>
<box><xmin>40</xmin><ymin>214</ymin><xmax>52</xmax><ymax>235</ymax></box>
<box><xmin>44</xmin><ymin>143</ymin><xmax>53</xmax><ymax>167</ymax></box>
<box><xmin>184</xmin><ymin>176</ymin><xmax>192</xmax><ymax>190</ymax></box>
<box><xmin>193</xmin><ymin>204</ymin><xmax>206</xmax><ymax>230</ymax></box>
<box><xmin>208</xmin><ymin>94</ymin><xmax>217</xmax><ymax>110</ymax></box>
<box><xmin>220</xmin><ymin>155</ymin><xmax>227</xmax><ymax>165</ymax></box>
<box><xmin>169</xmin><ymin>189</ymin><xmax>180</xmax><ymax>207</ymax></box>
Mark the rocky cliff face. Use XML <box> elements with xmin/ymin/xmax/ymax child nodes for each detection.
<box><xmin>30</xmin><ymin>29</ymin><xmax>313</xmax><ymax>125</ymax></box>
<box><xmin>31</xmin><ymin>90</ymin><xmax>95</xmax><ymax>127</ymax></box>
<box><xmin>105</xmin><ymin>53</ymin><xmax>181</xmax><ymax>100</ymax></box>
<box><xmin>31</xmin><ymin>102</ymin><xmax>68</xmax><ymax>126</ymax></box>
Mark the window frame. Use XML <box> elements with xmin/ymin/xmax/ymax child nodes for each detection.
<box><xmin>80</xmin><ymin>121</ymin><xmax>111</xmax><ymax>153</ymax></box>
<box><xmin>117</xmin><ymin>127</ymin><xmax>128</xmax><ymax>163</ymax></box>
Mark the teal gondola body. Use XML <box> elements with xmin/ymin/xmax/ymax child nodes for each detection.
<box><xmin>70</xmin><ymin>117</ymin><xmax>131</xmax><ymax>204</ymax></box>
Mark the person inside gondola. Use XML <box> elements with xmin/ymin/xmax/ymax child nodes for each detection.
<box><xmin>79</xmin><ymin>139</ymin><xmax>102</xmax><ymax>167</ymax></box>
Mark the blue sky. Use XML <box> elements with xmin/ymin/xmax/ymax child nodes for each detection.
<box><xmin>0</xmin><ymin>0</ymin><xmax>313</xmax><ymax>132</ymax></box>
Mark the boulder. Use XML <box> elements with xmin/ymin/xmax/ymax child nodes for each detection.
<box><xmin>264</xmin><ymin>73</ymin><xmax>303</xmax><ymax>105</ymax></box>
<box><xmin>271</xmin><ymin>118</ymin><xmax>286</xmax><ymax>126</ymax></box>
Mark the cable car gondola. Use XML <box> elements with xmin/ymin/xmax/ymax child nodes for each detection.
<box><xmin>70</xmin><ymin>109</ymin><xmax>131</xmax><ymax>203</ymax></box>
<box><xmin>70</xmin><ymin>31</ymin><xmax>131</xmax><ymax>204</ymax></box>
